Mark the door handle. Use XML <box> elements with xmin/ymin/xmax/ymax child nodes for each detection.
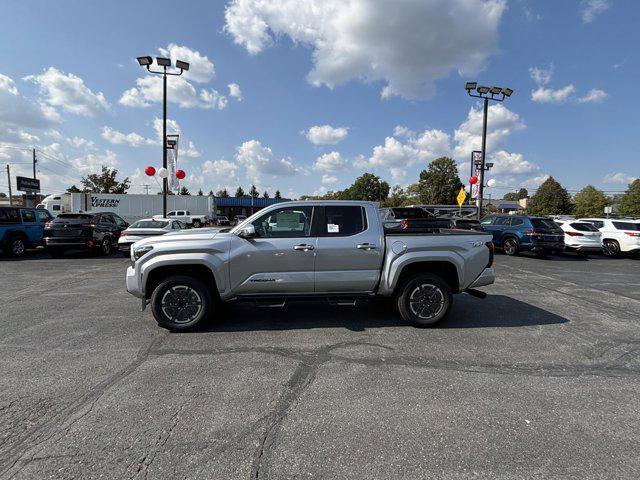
<box><xmin>356</xmin><ymin>243</ymin><xmax>377</xmax><ymax>250</ymax></box>
<box><xmin>294</xmin><ymin>244</ymin><xmax>314</xmax><ymax>251</ymax></box>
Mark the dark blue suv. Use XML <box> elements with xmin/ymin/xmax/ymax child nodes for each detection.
<box><xmin>0</xmin><ymin>206</ymin><xmax>53</xmax><ymax>257</ymax></box>
<box><xmin>480</xmin><ymin>214</ymin><xmax>565</xmax><ymax>256</ymax></box>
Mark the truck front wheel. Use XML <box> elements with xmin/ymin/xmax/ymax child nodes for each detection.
<box><xmin>396</xmin><ymin>274</ymin><xmax>452</xmax><ymax>327</ymax></box>
<box><xmin>150</xmin><ymin>275</ymin><xmax>212</xmax><ymax>331</ymax></box>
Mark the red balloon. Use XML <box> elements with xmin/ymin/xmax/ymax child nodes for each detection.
<box><xmin>176</xmin><ymin>169</ymin><xmax>186</xmax><ymax>180</ymax></box>
<box><xmin>145</xmin><ymin>166</ymin><xmax>156</xmax><ymax>176</ymax></box>
<box><xmin>469</xmin><ymin>175</ymin><xmax>478</xmax><ymax>185</ymax></box>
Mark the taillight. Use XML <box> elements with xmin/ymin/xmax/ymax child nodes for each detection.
<box><xmin>525</xmin><ymin>230</ymin><xmax>543</xmax><ymax>235</ymax></box>
<box><xmin>485</xmin><ymin>241</ymin><xmax>494</xmax><ymax>268</ymax></box>
<box><xmin>401</xmin><ymin>219</ymin><xmax>408</xmax><ymax>230</ymax></box>
<box><xmin>82</xmin><ymin>219</ymin><xmax>97</xmax><ymax>227</ymax></box>
<box><xmin>626</xmin><ymin>232</ymin><xmax>640</xmax><ymax>237</ymax></box>
<box><xmin>566</xmin><ymin>232</ymin><xmax>584</xmax><ymax>236</ymax></box>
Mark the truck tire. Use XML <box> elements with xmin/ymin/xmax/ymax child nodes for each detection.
<box><xmin>502</xmin><ymin>237</ymin><xmax>520</xmax><ymax>256</ymax></box>
<box><xmin>396</xmin><ymin>274</ymin><xmax>452</xmax><ymax>327</ymax></box>
<box><xmin>192</xmin><ymin>219</ymin><xmax>202</xmax><ymax>228</ymax></box>
<box><xmin>6</xmin><ymin>235</ymin><xmax>27</xmax><ymax>257</ymax></box>
<box><xmin>151</xmin><ymin>275</ymin><xmax>212</xmax><ymax>331</ymax></box>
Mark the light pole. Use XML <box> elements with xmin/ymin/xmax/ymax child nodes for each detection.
<box><xmin>464</xmin><ymin>83</ymin><xmax>513</xmax><ymax>219</ymax></box>
<box><xmin>137</xmin><ymin>56</ymin><xmax>190</xmax><ymax>217</ymax></box>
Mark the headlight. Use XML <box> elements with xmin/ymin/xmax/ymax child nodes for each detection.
<box><xmin>133</xmin><ymin>245</ymin><xmax>153</xmax><ymax>260</ymax></box>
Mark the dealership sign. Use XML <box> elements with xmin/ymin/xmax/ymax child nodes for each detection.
<box><xmin>16</xmin><ymin>176</ymin><xmax>40</xmax><ymax>192</ymax></box>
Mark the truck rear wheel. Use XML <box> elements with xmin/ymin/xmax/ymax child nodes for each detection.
<box><xmin>150</xmin><ymin>275</ymin><xmax>212</xmax><ymax>331</ymax></box>
<box><xmin>192</xmin><ymin>219</ymin><xmax>202</xmax><ymax>228</ymax></box>
<box><xmin>396</xmin><ymin>274</ymin><xmax>452</xmax><ymax>327</ymax></box>
<box><xmin>6</xmin><ymin>236</ymin><xmax>26</xmax><ymax>258</ymax></box>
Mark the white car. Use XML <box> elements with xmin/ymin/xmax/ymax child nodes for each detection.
<box><xmin>554</xmin><ymin>220</ymin><xmax>602</xmax><ymax>256</ymax></box>
<box><xmin>579</xmin><ymin>218</ymin><xmax>640</xmax><ymax>257</ymax></box>
<box><xmin>118</xmin><ymin>218</ymin><xmax>185</xmax><ymax>256</ymax></box>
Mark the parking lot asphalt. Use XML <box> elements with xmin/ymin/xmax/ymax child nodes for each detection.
<box><xmin>1</xmin><ymin>251</ymin><xmax>639</xmax><ymax>479</ymax></box>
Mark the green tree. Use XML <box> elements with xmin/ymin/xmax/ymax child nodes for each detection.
<box><xmin>274</xmin><ymin>190</ymin><xmax>282</xmax><ymax>199</ymax></box>
<box><xmin>179</xmin><ymin>186</ymin><xmax>190</xmax><ymax>195</ymax></box>
<box><xmin>503</xmin><ymin>188</ymin><xmax>529</xmax><ymax>201</ymax></box>
<box><xmin>572</xmin><ymin>185</ymin><xmax>610</xmax><ymax>217</ymax></box>
<box><xmin>79</xmin><ymin>166</ymin><xmax>130</xmax><ymax>194</ymax></box>
<box><xmin>208</xmin><ymin>190</ymin><xmax>214</xmax><ymax>196</ymax></box>
<box><xmin>197</xmin><ymin>189</ymin><xmax>203</xmax><ymax>196</ymax></box>
<box><xmin>517</xmin><ymin>188</ymin><xmax>529</xmax><ymax>199</ymax></box>
<box><xmin>528</xmin><ymin>177</ymin><xmax>572</xmax><ymax>215</ymax></box>
<box><xmin>263</xmin><ymin>191</ymin><xmax>270</xmax><ymax>199</ymax></box>
<box><xmin>249</xmin><ymin>185</ymin><xmax>259</xmax><ymax>198</ymax></box>
<box><xmin>343</xmin><ymin>173</ymin><xmax>390</xmax><ymax>201</ymax></box>
<box><xmin>235</xmin><ymin>187</ymin><xmax>245</xmax><ymax>197</ymax></box>
<box><xmin>384</xmin><ymin>185</ymin><xmax>408</xmax><ymax>207</ymax></box>
<box><xmin>66</xmin><ymin>184</ymin><xmax>85</xmax><ymax>193</ymax></box>
<box><xmin>216</xmin><ymin>188</ymin><xmax>229</xmax><ymax>197</ymax></box>
<box><xmin>619</xmin><ymin>179</ymin><xmax>640</xmax><ymax>217</ymax></box>
<box><xmin>417</xmin><ymin>157</ymin><xmax>462</xmax><ymax>204</ymax></box>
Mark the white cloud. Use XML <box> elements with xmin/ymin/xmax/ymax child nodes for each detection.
<box><xmin>202</xmin><ymin>159</ymin><xmax>238</xmax><ymax>179</ymax></box>
<box><xmin>235</xmin><ymin>139</ymin><xmax>299</xmax><ymax>184</ymax></box>
<box><xmin>228</xmin><ymin>83</ymin><xmax>243</xmax><ymax>101</ymax></box>
<box><xmin>305</xmin><ymin>124</ymin><xmax>348</xmax><ymax>145</ymax></box>
<box><xmin>71</xmin><ymin>150</ymin><xmax>118</xmax><ymax>173</ymax></box>
<box><xmin>0</xmin><ymin>127</ymin><xmax>39</xmax><ymax>144</ymax></box>
<box><xmin>120</xmin><ymin>75</ymin><xmax>228</xmax><ymax>110</ymax></box>
<box><xmin>158</xmin><ymin>44</ymin><xmax>215</xmax><ymax>83</ymax></box>
<box><xmin>0</xmin><ymin>73</ymin><xmax>58</xmax><ymax>129</ymax></box>
<box><xmin>24</xmin><ymin>67</ymin><xmax>109</xmax><ymax>117</ymax></box>
<box><xmin>522</xmin><ymin>174</ymin><xmax>550</xmax><ymax>188</ymax></box>
<box><xmin>313</xmin><ymin>151</ymin><xmax>347</xmax><ymax>172</ymax></box>
<box><xmin>531</xmin><ymin>85</ymin><xmax>576</xmax><ymax>104</ymax></box>
<box><xmin>150</xmin><ymin>117</ymin><xmax>200</xmax><ymax>158</ymax></box>
<box><xmin>225</xmin><ymin>0</ymin><xmax>507</xmax><ymax>100</ymax></box>
<box><xmin>581</xmin><ymin>0</ymin><xmax>610</xmax><ymax>23</ymax></box>
<box><xmin>101</xmin><ymin>126</ymin><xmax>154</xmax><ymax>147</ymax></box>
<box><xmin>362</xmin><ymin>128</ymin><xmax>452</xmax><ymax>183</ymax></box>
<box><xmin>44</xmin><ymin>129</ymin><xmax>63</xmax><ymax>139</ymax></box>
<box><xmin>182</xmin><ymin>140</ymin><xmax>201</xmax><ymax>158</ymax></box>
<box><xmin>578</xmin><ymin>88</ymin><xmax>608</xmax><ymax>104</ymax></box>
<box><xmin>67</xmin><ymin>136</ymin><xmax>95</xmax><ymax>150</ymax></box>
<box><xmin>321</xmin><ymin>174</ymin><xmax>339</xmax><ymax>184</ymax></box>
<box><xmin>529</xmin><ymin>64</ymin><xmax>554</xmax><ymax>86</ymax></box>
<box><xmin>200</xmin><ymin>88</ymin><xmax>228</xmax><ymax>109</ymax></box>
<box><xmin>489</xmin><ymin>150</ymin><xmax>537</xmax><ymax>175</ymax></box>
<box><xmin>453</xmin><ymin>103</ymin><xmax>525</xmax><ymax>158</ymax></box>
<box><xmin>603</xmin><ymin>172</ymin><xmax>638</xmax><ymax>185</ymax></box>
<box><xmin>393</xmin><ymin>125</ymin><xmax>415</xmax><ymax>138</ymax></box>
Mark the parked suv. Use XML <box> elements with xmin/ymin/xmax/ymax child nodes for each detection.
<box><xmin>579</xmin><ymin>218</ymin><xmax>640</xmax><ymax>257</ymax></box>
<box><xmin>481</xmin><ymin>214</ymin><xmax>564</xmax><ymax>256</ymax></box>
<box><xmin>0</xmin><ymin>206</ymin><xmax>53</xmax><ymax>257</ymax></box>
<box><xmin>44</xmin><ymin>212</ymin><xmax>128</xmax><ymax>257</ymax></box>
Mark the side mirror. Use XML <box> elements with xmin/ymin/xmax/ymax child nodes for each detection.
<box><xmin>237</xmin><ymin>225</ymin><xmax>256</xmax><ymax>238</ymax></box>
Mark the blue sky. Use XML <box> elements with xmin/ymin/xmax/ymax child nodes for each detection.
<box><xmin>0</xmin><ymin>0</ymin><xmax>637</xmax><ymax>199</ymax></box>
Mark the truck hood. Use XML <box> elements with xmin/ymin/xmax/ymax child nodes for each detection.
<box><xmin>132</xmin><ymin>228</ymin><xmax>229</xmax><ymax>249</ymax></box>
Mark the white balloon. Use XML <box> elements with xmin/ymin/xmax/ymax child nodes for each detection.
<box><xmin>157</xmin><ymin>167</ymin><xmax>169</xmax><ymax>179</ymax></box>
<box><xmin>487</xmin><ymin>178</ymin><xmax>496</xmax><ymax>187</ymax></box>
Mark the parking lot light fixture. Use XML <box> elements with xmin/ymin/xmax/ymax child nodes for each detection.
<box><xmin>136</xmin><ymin>54</ymin><xmax>190</xmax><ymax>217</ymax></box>
<box><xmin>464</xmin><ymin>81</ymin><xmax>514</xmax><ymax>219</ymax></box>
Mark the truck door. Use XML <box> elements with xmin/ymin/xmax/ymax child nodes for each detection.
<box><xmin>229</xmin><ymin>205</ymin><xmax>316</xmax><ymax>294</ymax></box>
<box><xmin>20</xmin><ymin>209</ymin><xmax>41</xmax><ymax>243</ymax></box>
<box><xmin>314</xmin><ymin>205</ymin><xmax>384</xmax><ymax>292</ymax></box>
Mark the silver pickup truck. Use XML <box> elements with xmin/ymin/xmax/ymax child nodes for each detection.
<box><xmin>126</xmin><ymin>201</ymin><xmax>495</xmax><ymax>331</ymax></box>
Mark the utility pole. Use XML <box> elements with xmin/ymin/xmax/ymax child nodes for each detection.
<box><xmin>6</xmin><ymin>165</ymin><xmax>13</xmax><ymax>206</ymax></box>
<box><xmin>478</xmin><ymin>97</ymin><xmax>488</xmax><ymax>220</ymax></box>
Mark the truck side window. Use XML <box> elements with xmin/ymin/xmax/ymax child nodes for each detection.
<box><xmin>324</xmin><ymin>206</ymin><xmax>366</xmax><ymax>236</ymax></box>
<box><xmin>252</xmin><ymin>206</ymin><xmax>313</xmax><ymax>238</ymax></box>
<box><xmin>0</xmin><ymin>208</ymin><xmax>20</xmax><ymax>224</ymax></box>
<box><xmin>21</xmin><ymin>210</ymin><xmax>36</xmax><ymax>223</ymax></box>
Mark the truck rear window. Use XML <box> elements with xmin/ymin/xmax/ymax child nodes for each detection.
<box><xmin>390</xmin><ymin>208</ymin><xmax>430</xmax><ymax>219</ymax></box>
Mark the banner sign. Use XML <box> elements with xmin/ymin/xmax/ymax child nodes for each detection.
<box><xmin>470</xmin><ymin>151</ymin><xmax>482</xmax><ymax>199</ymax></box>
<box><xmin>16</xmin><ymin>176</ymin><xmax>40</xmax><ymax>192</ymax></box>
<box><xmin>167</xmin><ymin>134</ymin><xmax>179</xmax><ymax>190</ymax></box>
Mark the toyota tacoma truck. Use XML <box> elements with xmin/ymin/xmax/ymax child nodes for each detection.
<box><xmin>126</xmin><ymin>201</ymin><xmax>495</xmax><ymax>331</ymax></box>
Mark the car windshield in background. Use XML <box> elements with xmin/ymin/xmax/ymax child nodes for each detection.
<box><xmin>131</xmin><ymin>220</ymin><xmax>168</xmax><ymax>229</ymax></box>
<box><xmin>570</xmin><ymin>222</ymin><xmax>599</xmax><ymax>232</ymax></box>
<box><xmin>531</xmin><ymin>218</ymin><xmax>561</xmax><ymax>230</ymax></box>
<box><xmin>613</xmin><ymin>221</ymin><xmax>640</xmax><ymax>231</ymax></box>
<box><xmin>391</xmin><ymin>208</ymin><xmax>429</xmax><ymax>219</ymax></box>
